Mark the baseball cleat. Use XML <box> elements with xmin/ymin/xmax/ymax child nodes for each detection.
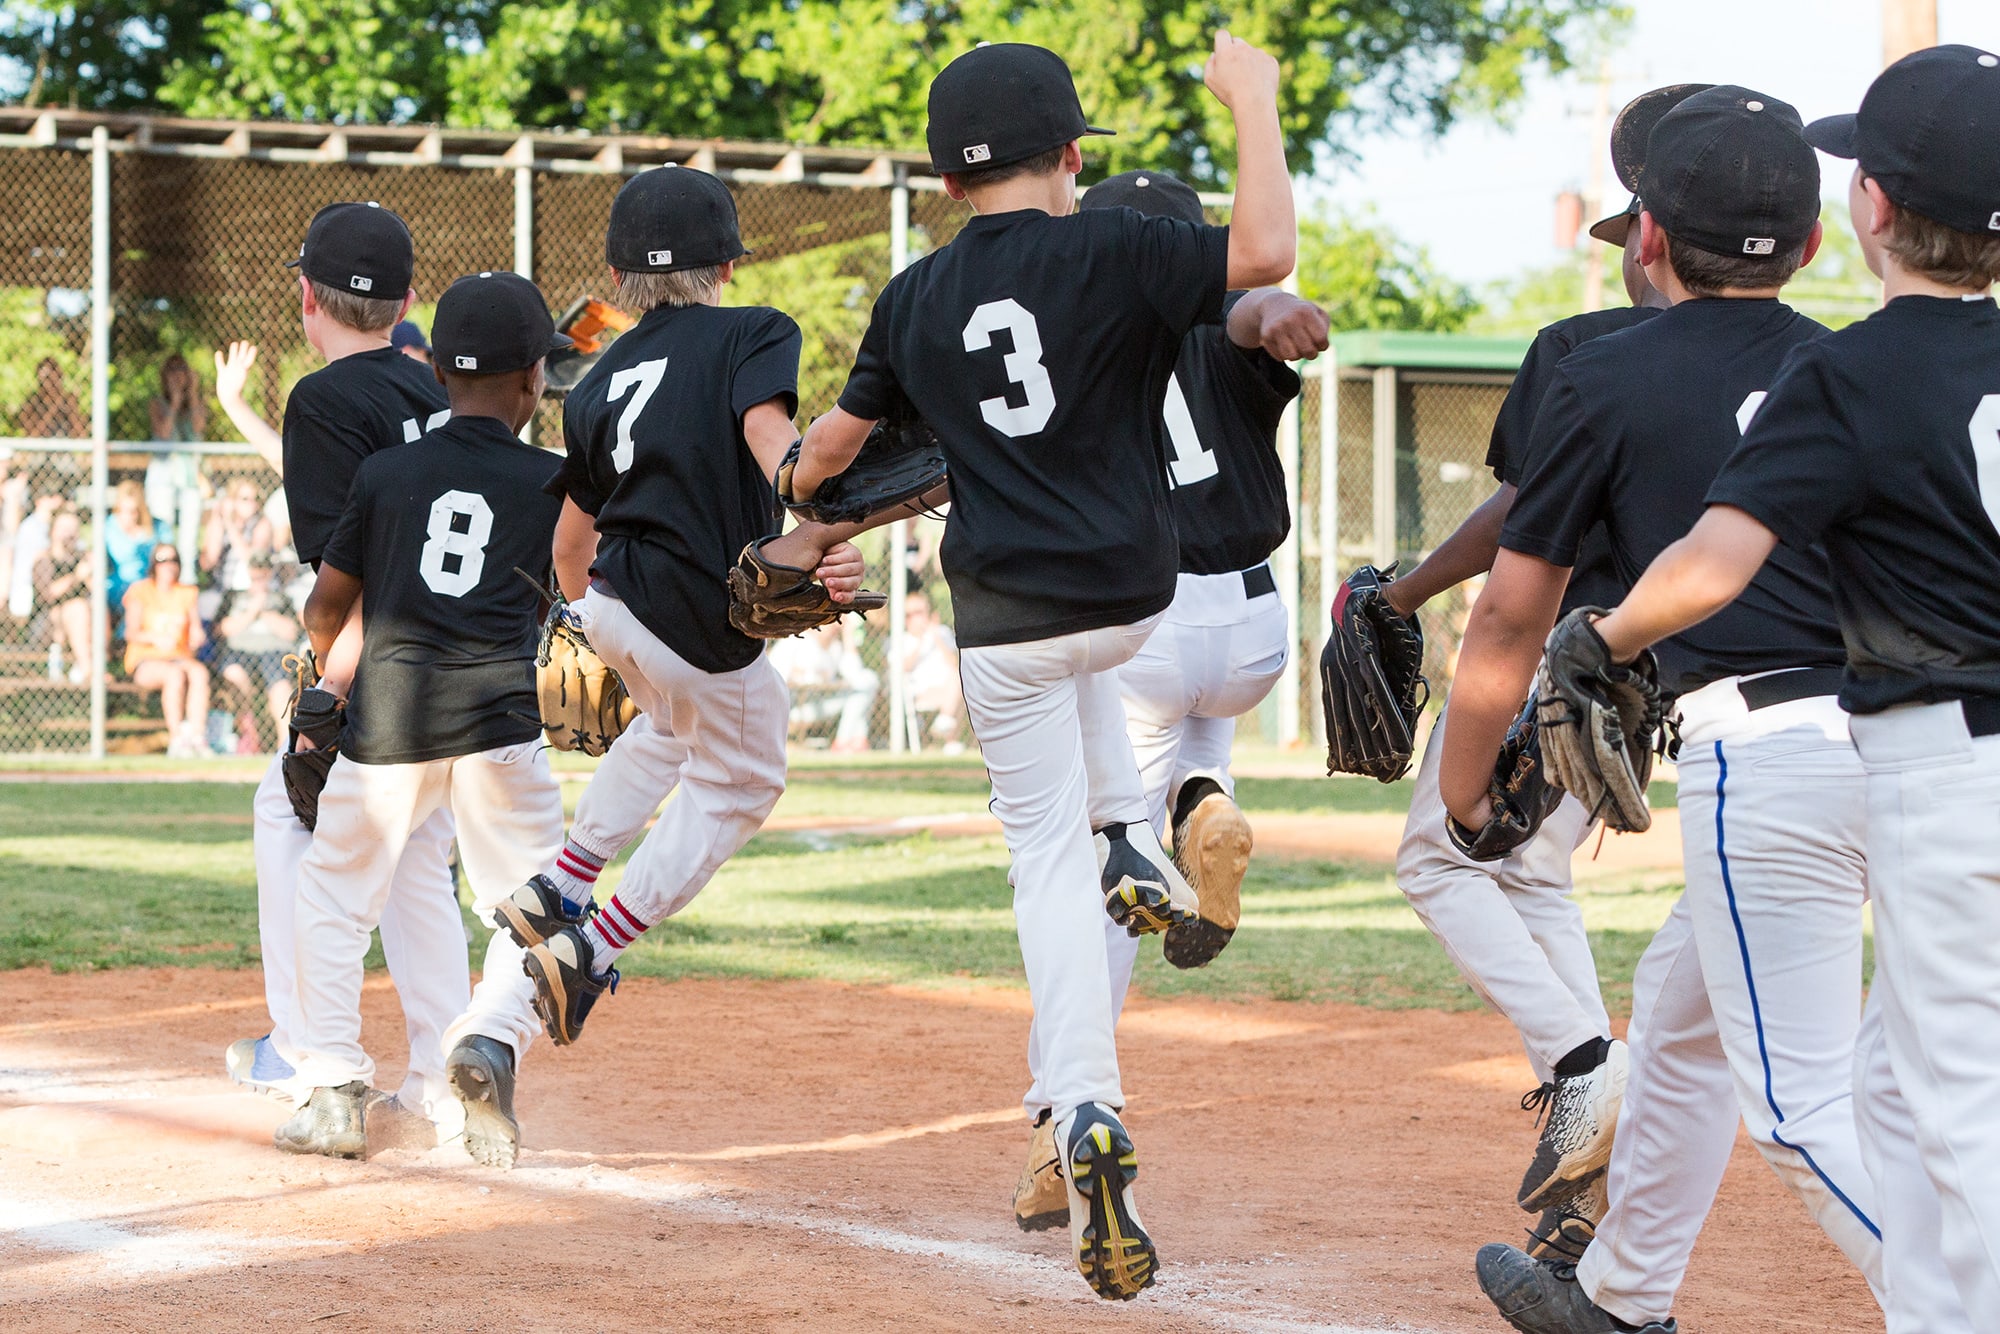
<box><xmin>1475</xmin><ymin>1243</ymin><xmax>1677</xmax><ymax>1333</ymax></box>
<box><xmin>1059</xmin><ymin>1102</ymin><xmax>1157</xmax><ymax>1300</ymax></box>
<box><xmin>524</xmin><ymin>925</ymin><xmax>618</xmax><ymax>1046</ymax></box>
<box><xmin>1163</xmin><ymin>789</ymin><xmax>1252</xmax><ymax>969</ymax></box>
<box><xmin>1519</xmin><ymin>1040</ymin><xmax>1628</xmax><ymax>1213</ymax></box>
<box><xmin>447</xmin><ymin>1036</ymin><xmax>520</xmax><ymax>1170</ymax></box>
<box><xmin>273</xmin><ymin>1081</ymin><xmax>373</xmax><ymax>1159</ymax></box>
<box><xmin>225</xmin><ymin>1033</ymin><xmax>297</xmax><ymax>1094</ymax></box>
<box><xmin>1013</xmin><ymin>1111</ymin><xmax>1067</xmax><ymax>1232</ymax></box>
<box><xmin>1096</xmin><ymin>821</ymin><xmax>1198</xmax><ymax>937</ymax></box>
<box><xmin>498</xmin><ymin>873</ymin><xmax>588</xmax><ymax>949</ymax></box>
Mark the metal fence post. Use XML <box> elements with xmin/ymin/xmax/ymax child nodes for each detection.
<box><xmin>886</xmin><ymin>167</ymin><xmax>911</xmax><ymax>753</ymax></box>
<box><xmin>1371</xmin><ymin>365</ymin><xmax>1398</xmax><ymax>568</ymax></box>
<box><xmin>88</xmin><ymin>126</ymin><xmax>110</xmax><ymax>759</ymax></box>
<box><xmin>1315</xmin><ymin>350</ymin><xmax>1338</xmax><ymax>745</ymax></box>
<box><xmin>512</xmin><ymin>145</ymin><xmax>534</xmax><ymax>278</ymax></box>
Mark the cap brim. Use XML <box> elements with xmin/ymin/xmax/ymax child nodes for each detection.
<box><xmin>283</xmin><ymin>257</ymin><xmax>302</xmax><ymax>269</ymax></box>
<box><xmin>545</xmin><ymin>332</ymin><xmax>576</xmax><ymax>355</ymax></box>
<box><xmin>1084</xmin><ymin>124</ymin><xmax>1115</xmax><ymax>137</ymax></box>
<box><xmin>1587</xmin><ymin>213</ymin><xmax>1634</xmax><ymax>246</ymax></box>
<box><xmin>1803</xmin><ymin>113</ymin><xmax>1859</xmax><ymax>158</ymax></box>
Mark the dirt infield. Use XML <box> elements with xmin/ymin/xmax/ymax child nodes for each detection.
<box><xmin>0</xmin><ymin>968</ymin><xmax>1875</xmax><ymax>1333</ymax></box>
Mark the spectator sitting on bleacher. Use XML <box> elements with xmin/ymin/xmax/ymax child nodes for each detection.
<box><xmin>898</xmin><ymin>587</ymin><xmax>963</xmax><ymax>753</ymax></box>
<box><xmin>8</xmin><ymin>487</ymin><xmax>60</xmax><ymax>624</ymax></box>
<box><xmin>31</xmin><ymin>507</ymin><xmax>90</xmax><ymax>683</ymax></box>
<box><xmin>214</xmin><ymin>555</ymin><xmax>302</xmax><ymax>750</ymax></box>
<box><xmin>105</xmin><ymin>479</ymin><xmax>167</xmax><ymax>633</ymax></box>
<box><xmin>122</xmin><ymin>543</ymin><xmax>213</xmax><ymax>758</ymax></box>
<box><xmin>200</xmin><ymin>476</ymin><xmax>274</xmax><ymax>612</ymax></box>
<box><xmin>770</xmin><ymin>619</ymin><xmax>879</xmax><ymax>753</ymax></box>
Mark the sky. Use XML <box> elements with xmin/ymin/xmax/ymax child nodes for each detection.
<box><xmin>1321</xmin><ymin>0</ymin><xmax>2000</xmax><ymax>285</ymax></box>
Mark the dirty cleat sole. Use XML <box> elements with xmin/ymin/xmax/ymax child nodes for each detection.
<box><xmin>1164</xmin><ymin>792</ymin><xmax>1252</xmax><ymax>969</ymax></box>
<box><xmin>447</xmin><ymin>1036</ymin><xmax>519</xmax><ymax>1170</ymax></box>
<box><xmin>1063</xmin><ymin>1105</ymin><xmax>1157</xmax><ymax>1300</ymax></box>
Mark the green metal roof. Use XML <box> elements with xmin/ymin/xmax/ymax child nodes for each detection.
<box><xmin>1328</xmin><ymin>330</ymin><xmax>1531</xmax><ymax>371</ymax></box>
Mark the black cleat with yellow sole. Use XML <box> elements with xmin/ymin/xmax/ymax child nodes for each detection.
<box><xmin>1061</xmin><ymin>1102</ymin><xmax>1157</xmax><ymax>1300</ymax></box>
<box><xmin>1096</xmin><ymin>822</ymin><xmax>1198</xmax><ymax>938</ymax></box>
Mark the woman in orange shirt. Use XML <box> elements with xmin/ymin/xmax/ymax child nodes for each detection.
<box><xmin>123</xmin><ymin>544</ymin><xmax>213</xmax><ymax>757</ymax></box>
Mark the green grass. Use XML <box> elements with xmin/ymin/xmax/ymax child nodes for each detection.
<box><xmin>0</xmin><ymin>766</ymin><xmax>1700</xmax><ymax>1014</ymax></box>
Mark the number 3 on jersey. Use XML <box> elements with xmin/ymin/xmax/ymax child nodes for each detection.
<box><xmin>962</xmin><ymin>299</ymin><xmax>1055</xmax><ymax>437</ymax></box>
<box><xmin>419</xmin><ymin>489</ymin><xmax>493</xmax><ymax>597</ymax></box>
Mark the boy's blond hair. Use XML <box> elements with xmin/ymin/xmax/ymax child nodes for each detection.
<box><xmin>613</xmin><ymin>265</ymin><xmax>725</xmax><ymax>312</ymax></box>
<box><xmin>1884</xmin><ymin>206</ymin><xmax>2000</xmax><ymax>289</ymax></box>
<box><xmin>308</xmin><ymin>279</ymin><xmax>405</xmax><ymax>333</ymax></box>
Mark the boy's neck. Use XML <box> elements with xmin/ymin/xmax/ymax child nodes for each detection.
<box><xmin>319</xmin><ymin>324</ymin><xmax>394</xmax><ymax>363</ymax></box>
<box><xmin>1879</xmin><ymin>252</ymin><xmax>1991</xmax><ymax>303</ymax></box>
<box><xmin>964</xmin><ymin>172</ymin><xmax>1076</xmax><ymax>220</ymax></box>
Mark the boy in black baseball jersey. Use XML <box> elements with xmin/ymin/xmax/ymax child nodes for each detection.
<box><xmin>770</xmin><ymin>36</ymin><xmax>1297</xmax><ymax>1300</ymax></box>
<box><xmin>1006</xmin><ymin>169</ymin><xmax>1329</xmax><ymax>1229</ymax></box>
<box><xmin>230</xmin><ymin>202</ymin><xmax>468</xmax><ymax>1129</ymax></box>
<box><xmin>1581</xmin><ymin>48</ymin><xmax>2000</xmax><ymax>1333</ymax></box>
<box><xmin>495</xmin><ymin>166</ymin><xmax>869</xmax><ymax>1049</ymax></box>
<box><xmin>1448</xmin><ymin>90</ymin><xmax>1891</xmax><ymax>1332</ymax></box>
<box><xmin>277</xmin><ymin>272</ymin><xmax>571</xmax><ymax>1165</ymax></box>
<box><xmin>1378</xmin><ymin>90</ymin><xmax>1691</xmax><ymax>1265</ymax></box>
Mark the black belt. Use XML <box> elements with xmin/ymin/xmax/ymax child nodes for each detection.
<box><xmin>1241</xmin><ymin>564</ymin><xmax>1276</xmax><ymax>599</ymax></box>
<box><xmin>1963</xmin><ymin>696</ymin><xmax>2000</xmax><ymax>738</ymax></box>
<box><xmin>1739</xmin><ymin>667</ymin><xmax>1844</xmax><ymax>711</ymax></box>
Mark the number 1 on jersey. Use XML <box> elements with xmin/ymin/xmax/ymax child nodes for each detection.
<box><xmin>1971</xmin><ymin>395</ymin><xmax>2000</xmax><ymax>532</ymax></box>
<box><xmin>607</xmin><ymin>357</ymin><xmax>669</xmax><ymax>472</ymax></box>
<box><xmin>1162</xmin><ymin>373</ymin><xmax>1218</xmax><ymax>487</ymax></box>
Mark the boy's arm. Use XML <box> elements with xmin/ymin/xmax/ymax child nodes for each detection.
<box><xmin>1225</xmin><ymin>288</ymin><xmax>1330</xmax><ymax>361</ymax></box>
<box><xmin>1205</xmin><ymin>31</ymin><xmax>1294</xmax><ymax>289</ymax></box>
<box><xmin>552</xmin><ymin>499</ymin><xmax>598</xmax><ymax>604</ymax></box>
<box><xmin>1438</xmin><ymin>549</ymin><xmax>1570</xmax><ymax>828</ymax></box>
<box><xmin>1593</xmin><ymin>506</ymin><xmax>1778</xmax><ymax>664</ymax></box>
<box><xmin>744</xmin><ymin>398</ymin><xmax>801</xmax><ymax>484</ymax></box>
<box><xmin>303</xmin><ymin>566</ymin><xmax>362</xmax><ymax>668</ymax></box>
<box><xmin>792</xmin><ymin>407</ymin><xmax>875</xmax><ymax>500</ymax></box>
<box><xmin>1383</xmin><ymin>485</ymin><xmax>1515</xmax><ymax>618</ymax></box>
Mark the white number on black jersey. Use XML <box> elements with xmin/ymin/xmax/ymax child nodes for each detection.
<box><xmin>962</xmin><ymin>299</ymin><xmax>1056</xmax><ymax>437</ymax></box>
<box><xmin>1162</xmin><ymin>372</ymin><xmax>1218</xmax><ymax>488</ymax></box>
<box><xmin>607</xmin><ymin>357</ymin><xmax>670</xmax><ymax>472</ymax></box>
<box><xmin>1970</xmin><ymin>395</ymin><xmax>2000</xmax><ymax>532</ymax></box>
<box><xmin>400</xmin><ymin>409</ymin><xmax>450</xmax><ymax>445</ymax></box>
<box><xmin>1735</xmin><ymin>391</ymin><xmax>1769</xmax><ymax>435</ymax></box>
<box><xmin>419</xmin><ymin>489</ymin><xmax>494</xmax><ymax>597</ymax></box>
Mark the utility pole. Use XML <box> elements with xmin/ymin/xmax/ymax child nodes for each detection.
<box><xmin>1581</xmin><ymin>60</ymin><xmax>1612</xmax><ymax>312</ymax></box>
<box><xmin>1884</xmin><ymin>0</ymin><xmax>1937</xmax><ymax>65</ymax></box>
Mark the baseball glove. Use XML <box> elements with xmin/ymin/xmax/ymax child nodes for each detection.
<box><xmin>1321</xmin><ymin>564</ymin><xmax>1428</xmax><ymax>783</ymax></box>
<box><xmin>776</xmin><ymin>415</ymin><xmax>948</xmax><ymax>527</ymax></box>
<box><xmin>1535</xmin><ymin>609</ymin><xmax>1663</xmax><ymax>833</ymax></box>
<box><xmin>536</xmin><ymin>598</ymin><xmax>636</xmax><ymax>757</ymax></box>
<box><xmin>281</xmin><ymin>660</ymin><xmax>346</xmax><ymax>831</ymax></box>
<box><xmin>726</xmin><ymin>536</ymin><xmax>887</xmax><ymax>640</ymax></box>
<box><xmin>1445</xmin><ymin>693</ymin><xmax>1566</xmax><ymax>862</ymax></box>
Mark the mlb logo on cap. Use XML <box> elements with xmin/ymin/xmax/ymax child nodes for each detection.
<box><xmin>455</xmin><ymin>354</ymin><xmax>477</xmax><ymax>370</ymax></box>
<box><xmin>648</xmin><ymin>249</ymin><xmax>672</xmax><ymax>265</ymax></box>
<box><xmin>350</xmin><ymin>275</ymin><xmax>373</xmax><ymax>291</ymax></box>
<box><xmin>964</xmin><ymin>144</ymin><xmax>992</xmax><ymax>164</ymax></box>
<box><xmin>1743</xmin><ymin>237</ymin><xmax>1777</xmax><ymax>255</ymax></box>
<box><xmin>1990</xmin><ymin>211</ymin><xmax>2000</xmax><ymax>231</ymax></box>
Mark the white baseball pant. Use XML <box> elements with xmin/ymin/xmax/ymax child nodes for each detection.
<box><xmin>1848</xmin><ymin>700</ymin><xmax>2000</xmax><ymax>1330</ymax></box>
<box><xmin>962</xmin><ymin>616</ymin><xmax>1159</xmax><ymax>1123</ymax></box>
<box><xmin>250</xmin><ymin>753</ymin><xmax>465</xmax><ymax>1110</ymax></box>
<box><xmin>1582</xmin><ymin>685</ymin><xmax>1886</xmax><ymax>1322</ymax></box>
<box><xmin>558</xmin><ymin>588</ymin><xmax>788</xmax><ymax>923</ymax></box>
<box><xmin>1398</xmin><ymin>705</ymin><xmax>1606</xmax><ymax>1083</ymax></box>
<box><xmin>290</xmin><ymin>741</ymin><xmax>563</xmax><ymax>1134</ymax></box>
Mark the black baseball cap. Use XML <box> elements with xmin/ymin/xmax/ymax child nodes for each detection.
<box><xmin>1590</xmin><ymin>83</ymin><xmax>1716</xmax><ymax>244</ymax></box>
<box><xmin>1079</xmin><ymin>169</ymin><xmax>1205</xmax><ymax>225</ymax></box>
<box><xmin>430</xmin><ymin>271</ymin><xmax>571</xmax><ymax>376</ymax></box>
<box><xmin>605</xmin><ymin>165</ymin><xmax>749</xmax><ymax>274</ymax></box>
<box><xmin>390</xmin><ymin>320</ymin><xmax>428</xmax><ymax>352</ymax></box>
<box><xmin>927</xmin><ymin>43</ymin><xmax>1112</xmax><ymax>175</ymax></box>
<box><xmin>286</xmin><ymin>201</ymin><xmax>415</xmax><ymax>296</ymax></box>
<box><xmin>1639</xmin><ymin>85</ymin><xmax>1820</xmax><ymax>258</ymax></box>
<box><xmin>1806</xmin><ymin>45</ymin><xmax>2000</xmax><ymax>237</ymax></box>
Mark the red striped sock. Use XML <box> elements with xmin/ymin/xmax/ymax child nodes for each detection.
<box><xmin>581</xmin><ymin>893</ymin><xmax>649</xmax><ymax>967</ymax></box>
<box><xmin>548</xmin><ymin>839</ymin><xmax>608</xmax><ymax>910</ymax></box>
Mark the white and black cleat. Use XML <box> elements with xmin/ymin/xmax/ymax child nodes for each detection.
<box><xmin>1059</xmin><ymin>1102</ymin><xmax>1157</xmax><ymax>1300</ymax></box>
<box><xmin>1519</xmin><ymin>1040</ymin><xmax>1629</xmax><ymax>1213</ymax></box>
<box><xmin>447</xmin><ymin>1035</ymin><xmax>520</xmax><ymax>1169</ymax></box>
<box><xmin>523</xmin><ymin>925</ymin><xmax>618</xmax><ymax>1047</ymax></box>
<box><xmin>498</xmin><ymin>873</ymin><xmax>589</xmax><ymax>949</ymax></box>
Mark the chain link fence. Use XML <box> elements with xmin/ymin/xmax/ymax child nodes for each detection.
<box><xmin>0</xmin><ymin>112</ymin><xmax>1518</xmax><ymax>756</ymax></box>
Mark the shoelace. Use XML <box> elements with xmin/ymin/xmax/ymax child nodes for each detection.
<box><xmin>1520</xmin><ymin>1081</ymin><xmax>1557</xmax><ymax>1125</ymax></box>
<box><xmin>1525</xmin><ymin>1211</ymin><xmax>1591</xmax><ymax>1265</ymax></box>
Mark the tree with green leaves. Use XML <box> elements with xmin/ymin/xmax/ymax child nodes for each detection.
<box><xmin>4</xmin><ymin>0</ymin><xmax>1620</xmax><ymax>184</ymax></box>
